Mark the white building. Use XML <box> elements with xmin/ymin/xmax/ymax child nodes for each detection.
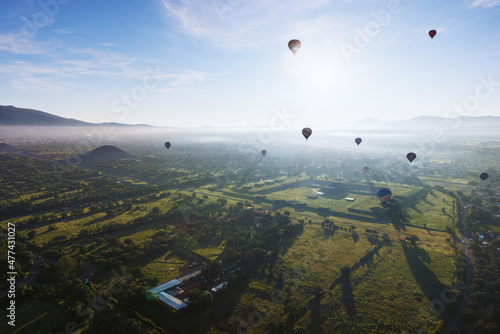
<box><xmin>158</xmin><ymin>292</ymin><xmax>188</xmax><ymax>311</ymax></box>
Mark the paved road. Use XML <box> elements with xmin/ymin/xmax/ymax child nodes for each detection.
<box><xmin>444</xmin><ymin>198</ymin><xmax>473</xmax><ymax>333</ymax></box>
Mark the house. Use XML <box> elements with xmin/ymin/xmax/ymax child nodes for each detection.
<box><xmin>211</xmin><ymin>281</ymin><xmax>228</xmax><ymax>293</ymax></box>
<box><xmin>148</xmin><ymin>279</ymin><xmax>182</xmax><ymax>295</ymax></box>
<box><xmin>148</xmin><ymin>279</ymin><xmax>188</xmax><ymax>311</ymax></box>
<box><xmin>158</xmin><ymin>292</ymin><xmax>188</xmax><ymax>311</ymax></box>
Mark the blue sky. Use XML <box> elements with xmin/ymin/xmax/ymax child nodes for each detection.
<box><xmin>1</xmin><ymin>0</ymin><xmax>499</xmax><ymax>128</ymax></box>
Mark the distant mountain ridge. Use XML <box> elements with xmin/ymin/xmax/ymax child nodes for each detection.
<box><xmin>0</xmin><ymin>105</ymin><xmax>152</xmax><ymax>127</ymax></box>
<box><xmin>0</xmin><ymin>105</ymin><xmax>90</xmax><ymax>126</ymax></box>
<box><xmin>2</xmin><ymin>105</ymin><xmax>500</xmax><ymax>133</ymax></box>
<box><xmin>351</xmin><ymin>115</ymin><xmax>500</xmax><ymax>133</ymax></box>
<box><xmin>0</xmin><ymin>143</ymin><xmax>19</xmax><ymax>153</ymax></box>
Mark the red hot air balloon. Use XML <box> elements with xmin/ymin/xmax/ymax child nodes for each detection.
<box><xmin>288</xmin><ymin>39</ymin><xmax>301</xmax><ymax>55</ymax></box>
<box><xmin>355</xmin><ymin>137</ymin><xmax>362</xmax><ymax>146</ymax></box>
<box><xmin>302</xmin><ymin>127</ymin><xmax>312</xmax><ymax>141</ymax></box>
<box><xmin>406</xmin><ymin>152</ymin><xmax>416</xmax><ymax>163</ymax></box>
<box><xmin>479</xmin><ymin>172</ymin><xmax>488</xmax><ymax>181</ymax></box>
<box><xmin>362</xmin><ymin>167</ymin><xmax>369</xmax><ymax>174</ymax></box>
<box><xmin>429</xmin><ymin>30</ymin><xmax>437</xmax><ymax>39</ymax></box>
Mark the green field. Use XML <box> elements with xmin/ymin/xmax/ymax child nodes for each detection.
<box><xmin>222</xmin><ymin>224</ymin><xmax>456</xmax><ymax>333</ymax></box>
<box><xmin>2</xmin><ymin>172</ymin><xmax>462</xmax><ymax>334</ymax></box>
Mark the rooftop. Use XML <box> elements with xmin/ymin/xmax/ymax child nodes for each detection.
<box><xmin>158</xmin><ymin>292</ymin><xmax>188</xmax><ymax>311</ymax></box>
<box><xmin>148</xmin><ymin>279</ymin><xmax>182</xmax><ymax>295</ymax></box>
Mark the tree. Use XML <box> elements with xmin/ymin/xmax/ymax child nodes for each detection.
<box><xmin>197</xmin><ymin>292</ymin><xmax>213</xmax><ymax>307</ymax></box>
<box><xmin>405</xmin><ymin>235</ymin><xmax>420</xmax><ymax>246</ymax></box>
<box><xmin>187</xmin><ymin>288</ymin><xmax>201</xmax><ymax>302</ymax></box>
<box><xmin>57</xmin><ymin>255</ymin><xmax>78</xmax><ymax>279</ymax></box>
<box><xmin>340</xmin><ymin>266</ymin><xmax>351</xmax><ymax>279</ymax></box>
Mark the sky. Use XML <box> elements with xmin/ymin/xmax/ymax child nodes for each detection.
<box><xmin>0</xmin><ymin>0</ymin><xmax>500</xmax><ymax>128</ymax></box>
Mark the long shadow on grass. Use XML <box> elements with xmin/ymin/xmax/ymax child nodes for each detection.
<box><xmin>422</xmin><ymin>198</ymin><xmax>436</xmax><ymax>207</ymax></box>
<box><xmin>310</xmin><ymin>290</ymin><xmax>324</xmax><ymax>333</ymax></box>
<box><xmin>279</xmin><ymin>223</ymin><xmax>305</xmax><ymax>256</ymax></box>
<box><xmin>411</xmin><ymin>205</ymin><xmax>423</xmax><ymax>214</ymax></box>
<box><xmin>401</xmin><ymin>242</ymin><xmax>444</xmax><ymax>302</ymax></box>
<box><xmin>348</xmin><ymin>208</ymin><xmax>377</xmax><ymax>218</ymax></box>
<box><xmin>341</xmin><ymin>278</ymin><xmax>357</xmax><ymax>317</ymax></box>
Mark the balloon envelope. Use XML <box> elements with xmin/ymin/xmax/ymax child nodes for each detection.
<box><xmin>479</xmin><ymin>172</ymin><xmax>488</xmax><ymax>181</ymax></box>
<box><xmin>377</xmin><ymin>188</ymin><xmax>392</xmax><ymax>203</ymax></box>
<box><xmin>302</xmin><ymin>127</ymin><xmax>312</xmax><ymax>140</ymax></box>
<box><xmin>362</xmin><ymin>167</ymin><xmax>369</xmax><ymax>174</ymax></box>
<box><xmin>355</xmin><ymin>137</ymin><xmax>362</xmax><ymax>145</ymax></box>
<box><xmin>406</xmin><ymin>152</ymin><xmax>416</xmax><ymax>163</ymax></box>
<box><xmin>164</xmin><ymin>142</ymin><xmax>171</xmax><ymax>149</ymax></box>
<box><xmin>261</xmin><ymin>150</ymin><xmax>267</xmax><ymax>157</ymax></box>
<box><xmin>288</xmin><ymin>39</ymin><xmax>301</xmax><ymax>55</ymax></box>
<box><xmin>429</xmin><ymin>30</ymin><xmax>437</xmax><ymax>39</ymax></box>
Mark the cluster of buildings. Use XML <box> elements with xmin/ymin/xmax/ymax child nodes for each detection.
<box><xmin>471</xmin><ymin>182</ymin><xmax>500</xmax><ymax>219</ymax></box>
<box><xmin>149</xmin><ymin>279</ymin><xmax>188</xmax><ymax>311</ymax></box>
<box><xmin>147</xmin><ymin>266</ymin><xmax>232</xmax><ymax>311</ymax></box>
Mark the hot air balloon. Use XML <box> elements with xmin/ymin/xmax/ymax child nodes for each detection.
<box><xmin>164</xmin><ymin>142</ymin><xmax>171</xmax><ymax>149</ymax></box>
<box><xmin>479</xmin><ymin>172</ymin><xmax>488</xmax><ymax>181</ymax></box>
<box><xmin>406</xmin><ymin>152</ymin><xmax>416</xmax><ymax>163</ymax></box>
<box><xmin>355</xmin><ymin>137</ymin><xmax>362</xmax><ymax>146</ymax></box>
<box><xmin>428</xmin><ymin>30</ymin><xmax>437</xmax><ymax>39</ymax></box>
<box><xmin>302</xmin><ymin>127</ymin><xmax>312</xmax><ymax>141</ymax></box>
<box><xmin>288</xmin><ymin>39</ymin><xmax>301</xmax><ymax>55</ymax></box>
<box><xmin>261</xmin><ymin>150</ymin><xmax>267</xmax><ymax>157</ymax></box>
<box><xmin>362</xmin><ymin>167</ymin><xmax>369</xmax><ymax>174</ymax></box>
<box><xmin>377</xmin><ymin>188</ymin><xmax>392</xmax><ymax>203</ymax></box>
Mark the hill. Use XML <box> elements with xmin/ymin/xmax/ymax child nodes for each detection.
<box><xmin>0</xmin><ymin>105</ymin><xmax>153</xmax><ymax>127</ymax></box>
<box><xmin>0</xmin><ymin>105</ymin><xmax>90</xmax><ymax>126</ymax></box>
<box><xmin>80</xmin><ymin>145</ymin><xmax>133</xmax><ymax>161</ymax></box>
<box><xmin>0</xmin><ymin>143</ymin><xmax>20</xmax><ymax>153</ymax></box>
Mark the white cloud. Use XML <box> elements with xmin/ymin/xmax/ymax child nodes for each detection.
<box><xmin>468</xmin><ymin>0</ymin><xmax>500</xmax><ymax>8</ymax></box>
<box><xmin>99</xmin><ymin>42</ymin><xmax>117</xmax><ymax>47</ymax></box>
<box><xmin>0</xmin><ymin>33</ymin><xmax>51</xmax><ymax>54</ymax></box>
<box><xmin>160</xmin><ymin>0</ymin><xmax>341</xmax><ymax>48</ymax></box>
<box><xmin>157</xmin><ymin>70</ymin><xmax>212</xmax><ymax>85</ymax></box>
